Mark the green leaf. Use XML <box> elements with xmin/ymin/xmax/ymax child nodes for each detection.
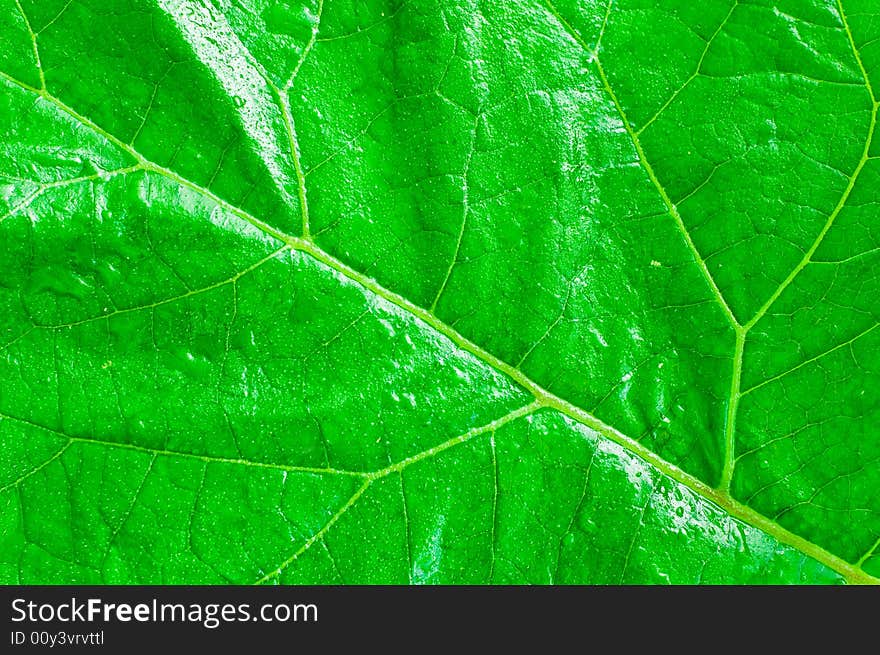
<box><xmin>0</xmin><ymin>0</ymin><xmax>877</xmax><ymax>584</ymax></box>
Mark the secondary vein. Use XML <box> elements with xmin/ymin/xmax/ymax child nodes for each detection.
<box><xmin>543</xmin><ymin>0</ymin><xmax>739</xmax><ymax>330</ymax></box>
<box><xmin>743</xmin><ymin>0</ymin><xmax>878</xmax><ymax>331</ymax></box>
<box><xmin>719</xmin><ymin>330</ymin><xmax>745</xmax><ymax>491</ymax></box>
<box><xmin>12</xmin><ymin>0</ymin><xmax>45</xmax><ymax>91</ymax></box>
<box><xmin>271</xmin><ymin>81</ymin><xmax>312</xmax><ymax>238</ymax></box>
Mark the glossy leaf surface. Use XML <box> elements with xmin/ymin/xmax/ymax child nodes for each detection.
<box><xmin>0</xmin><ymin>0</ymin><xmax>878</xmax><ymax>584</ymax></box>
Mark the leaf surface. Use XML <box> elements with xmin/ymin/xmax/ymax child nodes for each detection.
<box><xmin>1</xmin><ymin>0</ymin><xmax>878</xmax><ymax>584</ymax></box>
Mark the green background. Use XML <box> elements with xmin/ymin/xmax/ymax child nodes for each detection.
<box><xmin>0</xmin><ymin>0</ymin><xmax>878</xmax><ymax>584</ymax></box>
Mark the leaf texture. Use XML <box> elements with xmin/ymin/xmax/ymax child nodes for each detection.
<box><xmin>0</xmin><ymin>0</ymin><xmax>878</xmax><ymax>584</ymax></box>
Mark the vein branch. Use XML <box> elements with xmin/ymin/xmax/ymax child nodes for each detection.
<box><xmin>719</xmin><ymin>330</ymin><xmax>744</xmax><ymax>491</ymax></box>
<box><xmin>593</xmin><ymin>58</ymin><xmax>739</xmax><ymax>329</ymax></box>
<box><xmin>741</xmin><ymin>321</ymin><xmax>880</xmax><ymax>397</ymax></box>
<box><xmin>542</xmin><ymin>1</ymin><xmax>738</xmax><ymax>329</ymax></box>
<box><xmin>268</xmin><ymin>0</ymin><xmax>323</xmax><ymax>238</ymax></box>
<box><xmin>0</xmin><ymin>444</ymin><xmax>70</xmax><ymax>494</ymax></box>
<box><xmin>744</xmin><ymin>1</ymin><xmax>878</xmax><ymax>331</ymax></box>
<box><xmin>856</xmin><ymin>535</ymin><xmax>880</xmax><ymax>568</ymax></box>
<box><xmin>368</xmin><ymin>401</ymin><xmax>541</xmax><ymax>479</ymax></box>
<box><xmin>838</xmin><ymin>0</ymin><xmax>876</xmax><ymax>103</ymax></box>
<box><xmin>271</xmin><ymin>83</ymin><xmax>312</xmax><ymax>238</ymax></box>
<box><xmin>0</xmin><ymin>70</ymin><xmax>293</xmax><ymax>245</ymax></box>
<box><xmin>1</xmin><ymin>166</ymin><xmax>143</xmax><ymax>225</ymax></box>
<box><xmin>431</xmin><ymin>114</ymin><xmax>479</xmax><ymax>313</ymax></box>
<box><xmin>284</xmin><ymin>0</ymin><xmax>324</xmax><ymax>90</ymax></box>
<box><xmin>33</xmin><ymin>247</ymin><xmax>287</xmax><ymax>330</ymax></box>
<box><xmin>0</xmin><ymin>404</ymin><xmax>539</xmax><ymax>485</ymax></box>
<box><xmin>13</xmin><ymin>0</ymin><xmax>45</xmax><ymax>91</ymax></box>
<box><xmin>0</xmin><ymin>411</ymin><xmax>364</xmax><ymax>479</ymax></box>
<box><xmin>254</xmin><ymin>479</ymin><xmax>370</xmax><ymax>584</ymax></box>
<box><xmin>636</xmin><ymin>1</ymin><xmax>738</xmax><ymax>136</ymax></box>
